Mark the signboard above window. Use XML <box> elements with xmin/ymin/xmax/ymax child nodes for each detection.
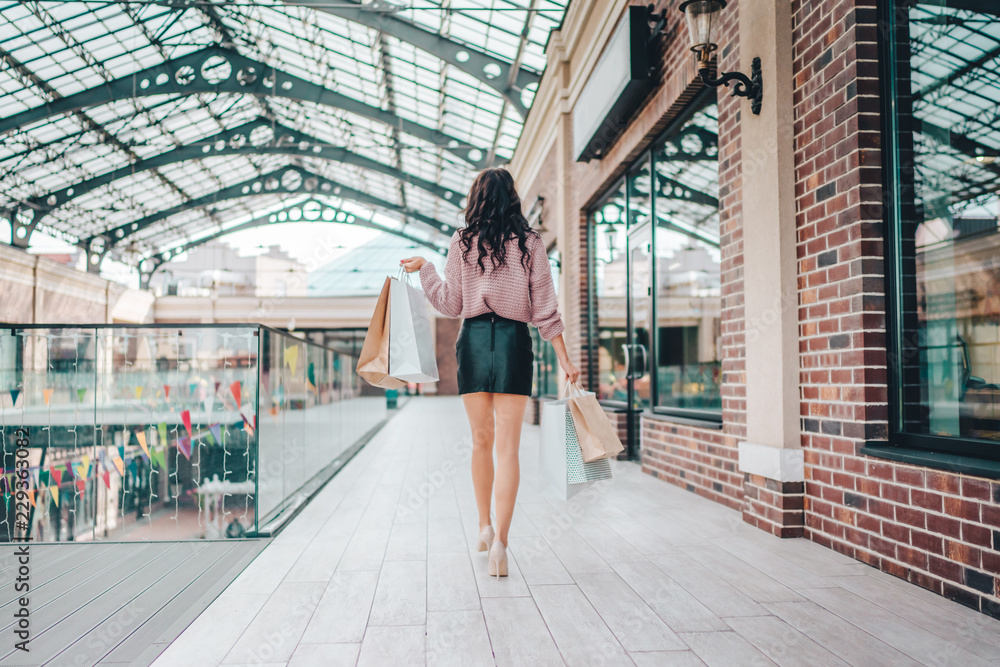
<box><xmin>572</xmin><ymin>6</ymin><xmax>653</xmax><ymax>162</ymax></box>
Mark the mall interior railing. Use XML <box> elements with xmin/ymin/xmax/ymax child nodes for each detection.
<box><xmin>0</xmin><ymin>324</ymin><xmax>386</xmax><ymax>542</ymax></box>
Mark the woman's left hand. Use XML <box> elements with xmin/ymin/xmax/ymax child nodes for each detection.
<box><xmin>401</xmin><ymin>257</ymin><xmax>426</xmax><ymax>273</ymax></box>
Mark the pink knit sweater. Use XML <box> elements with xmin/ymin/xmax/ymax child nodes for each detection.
<box><xmin>419</xmin><ymin>231</ymin><xmax>565</xmax><ymax>341</ymax></box>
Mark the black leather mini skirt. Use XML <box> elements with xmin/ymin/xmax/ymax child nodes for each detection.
<box><xmin>456</xmin><ymin>312</ymin><xmax>533</xmax><ymax>396</ymax></box>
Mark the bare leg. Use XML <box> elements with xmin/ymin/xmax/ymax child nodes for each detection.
<box><xmin>492</xmin><ymin>393</ymin><xmax>528</xmax><ymax>546</ymax></box>
<box><xmin>462</xmin><ymin>392</ymin><xmax>495</xmax><ymax>531</ymax></box>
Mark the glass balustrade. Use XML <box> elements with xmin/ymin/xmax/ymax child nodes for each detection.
<box><xmin>0</xmin><ymin>324</ymin><xmax>385</xmax><ymax>542</ymax></box>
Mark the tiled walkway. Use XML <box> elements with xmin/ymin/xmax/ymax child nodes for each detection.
<box><xmin>154</xmin><ymin>397</ymin><xmax>1000</xmax><ymax>666</ymax></box>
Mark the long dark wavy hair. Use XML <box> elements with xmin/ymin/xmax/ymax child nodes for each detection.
<box><xmin>459</xmin><ymin>167</ymin><xmax>536</xmax><ymax>274</ymax></box>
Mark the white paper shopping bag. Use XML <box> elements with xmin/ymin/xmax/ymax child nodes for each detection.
<box><xmin>388</xmin><ymin>274</ymin><xmax>439</xmax><ymax>383</ymax></box>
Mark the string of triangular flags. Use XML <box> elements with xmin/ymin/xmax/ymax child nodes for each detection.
<box><xmin>0</xmin><ymin>412</ymin><xmax>254</xmax><ymax>505</ymax></box>
<box><xmin>5</xmin><ymin>376</ymin><xmax>265</xmax><ymax>408</ymax></box>
<box><xmin>8</xmin><ymin>347</ymin><xmax>306</xmax><ymax>413</ymax></box>
<box><xmin>1</xmin><ymin>379</ymin><xmax>255</xmax><ymax>502</ymax></box>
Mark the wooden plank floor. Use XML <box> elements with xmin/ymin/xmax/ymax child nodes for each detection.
<box><xmin>153</xmin><ymin>397</ymin><xmax>1000</xmax><ymax>666</ymax></box>
<box><xmin>0</xmin><ymin>539</ymin><xmax>267</xmax><ymax>666</ymax></box>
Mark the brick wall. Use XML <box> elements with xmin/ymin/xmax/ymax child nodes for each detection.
<box><xmin>811</xmin><ymin>459</ymin><xmax>1000</xmax><ymax>609</ymax></box>
<box><xmin>791</xmin><ymin>0</ymin><xmax>999</xmax><ymax>617</ymax></box>
<box><xmin>643</xmin><ymin>416</ymin><xmax>742</xmax><ymax>510</ymax></box>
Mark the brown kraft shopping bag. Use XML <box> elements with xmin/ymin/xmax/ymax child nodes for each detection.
<box><xmin>357</xmin><ymin>276</ymin><xmax>407</xmax><ymax>389</ymax></box>
<box><xmin>566</xmin><ymin>381</ymin><xmax>624</xmax><ymax>462</ymax></box>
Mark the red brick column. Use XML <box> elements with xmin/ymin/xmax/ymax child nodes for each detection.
<box><xmin>743</xmin><ymin>476</ymin><xmax>805</xmax><ymax>538</ymax></box>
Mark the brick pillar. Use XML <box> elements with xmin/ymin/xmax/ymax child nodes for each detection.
<box><xmin>743</xmin><ymin>475</ymin><xmax>805</xmax><ymax>538</ymax></box>
<box><xmin>736</xmin><ymin>0</ymin><xmax>804</xmax><ymax>536</ymax></box>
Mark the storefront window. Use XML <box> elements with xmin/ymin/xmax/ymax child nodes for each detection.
<box><xmin>628</xmin><ymin>161</ymin><xmax>653</xmax><ymax>411</ymax></box>
<box><xmin>592</xmin><ymin>182</ymin><xmax>629</xmax><ymax>402</ymax></box>
<box><xmin>886</xmin><ymin>2</ymin><xmax>1000</xmax><ymax>452</ymax></box>
<box><xmin>652</xmin><ymin>103</ymin><xmax>721</xmax><ymax>413</ymax></box>
<box><xmin>588</xmin><ymin>93</ymin><xmax>721</xmax><ymax>419</ymax></box>
<box><xmin>532</xmin><ymin>247</ymin><xmax>560</xmax><ymax>398</ymax></box>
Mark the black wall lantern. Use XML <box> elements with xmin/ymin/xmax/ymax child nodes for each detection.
<box><xmin>678</xmin><ymin>0</ymin><xmax>763</xmax><ymax>114</ymax></box>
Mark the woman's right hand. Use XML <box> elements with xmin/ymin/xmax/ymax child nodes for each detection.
<box><xmin>561</xmin><ymin>359</ymin><xmax>580</xmax><ymax>385</ymax></box>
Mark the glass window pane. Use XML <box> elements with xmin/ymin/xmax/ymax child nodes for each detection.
<box><xmin>892</xmin><ymin>3</ymin><xmax>1000</xmax><ymax>444</ymax></box>
<box><xmin>652</xmin><ymin>102</ymin><xmax>722</xmax><ymax>413</ymax></box>
<box><xmin>592</xmin><ymin>183</ymin><xmax>628</xmax><ymax>402</ymax></box>
<box><xmin>628</xmin><ymin>162</ymin><xmax>653</xmax><ymax>411</ymax></box>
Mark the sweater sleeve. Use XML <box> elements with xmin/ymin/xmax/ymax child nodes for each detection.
<box><xmin>418</xmin><ymin>232</ymin><xmax>463</xmax><ymax>318</ymax></box>
<box><xmin>527</xmin><ymin>234</ymin><xmax>565</xmax><ymax>341</ymax></box>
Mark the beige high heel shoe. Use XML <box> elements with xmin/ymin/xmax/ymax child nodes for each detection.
<box><xmin>488</xmin><ymin>539</ymin><xmax>508</xmax><ymax>579</ymax></box>
<box><xmin>477</xmin><ymin>525</ymin><xmax>495</xmax><ymax>552</ymax></box>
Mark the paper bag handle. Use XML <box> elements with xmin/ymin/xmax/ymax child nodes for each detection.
<box><xmin>396</xmin><ymin>266</ymin><xmax>414</xmax><ymax>285</ymax></box>
<box><xmin>565</xmin><ymin>379</ymin><xmax>587</xmax><ymax>398</ymax></box>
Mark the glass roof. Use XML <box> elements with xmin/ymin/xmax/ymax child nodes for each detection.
<box><xmin>0</xmin><ymin>0</ymin><xmax>568</xmax><ymax>266</ymax></box>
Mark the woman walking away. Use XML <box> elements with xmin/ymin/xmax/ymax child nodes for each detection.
<box><xmin>401</xmin><ymin>167</ymin><xmax>580</xmax><ymax>578</ymax></box>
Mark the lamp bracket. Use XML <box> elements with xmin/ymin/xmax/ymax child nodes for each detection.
<box><xmin>699</xmin><ymin>56</ymin><xmax>762</xmax><ymax>114</ymax></box>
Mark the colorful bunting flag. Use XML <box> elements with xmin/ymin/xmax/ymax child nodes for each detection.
<box><xmin>76</xmin><ymin>479</ymin><xmax>85</xmax><ymax>493</ymax></box>
<box><xmin>158</xmin><ymin>422</ymin><xmax>168</xmax><ymax>447</ymax></box>
<box><xmin>112</xmin><ymin>456</ymin><xmax>124</xmax><ymax>476</ymax></box>
<box><xmin>127</xmin><ymin>458</ymin><xmax>138</xmax><ymax>477</ymax></box>
<box><xmin>177</xmin><ymin>436</ymin><xmax>192</xmax><ymax>460</ymax></box>
<box><xmin>210</xmin><ymin>423</ymin><xmax>222</xmax><ymax>445</ymax></box>
<box><xmin>214</xmin><ymin>380</ymin><xmax>221</xmax><ymax>395</ymax></box>
<box><xmin>135</xmin><ymin>386</ymin><xmax>143</xmax><ymax>400</ymax></box>
<box><xmin>181</xmin><ymin>410</ymin><xmax>193</xmax><ymax>438</ymax></box>
<box><xmin>64</xmin><ymin>461</ymin><xmax>75</xmax><ymax>481</ymax></box>
<box><xmin>151</xmin><ymin>447</ymin><xmax>166</xmax><ymax>470</ymax></box>
<box><xmin>188</xmin><ymin>382</ymin><xmax>197</xmax><ymax>396</ymax></box>
<box><xmin>75</xmin><ymin>455</ymin><xmax>90</xmax><ymax>480</ymax></box>
<box><xmin>163</xmin><ymin>384</ymin><xmax>171</xmax><ymax>399</ymax></box>
<box><xmin>50</xmin><ymin>486</ymin><xmax>59</xmax><ymax>507</ymax></box>
<box><xmin>136</xmin><ymin>431</ymin><xmax>149</xmax><ymax>457</ymax></box>
<box><xmin>26</xmin><ymin>489</ymin><xmax>35</xmax><ymax>508</ymax></box>
<box><xmin>230</xmin><ymin>381</ymin><xmax>242</xmax><ymax>407</ymax></box>
<box><xmin>9</xmin><ymin>389</ymin><xmax>20</xmax><ymax>407</ymax></box>
<box><xmin>50</xmin><ymin>466</ymin><xmax>62</xmax><ymax>486</ymax></box>
<box><xmin>102</xmin><ymin>470</ymin><xmax>111</xmax><ymax>489</ymax></box>
<box><xmin>77</xmin><ymin>387</ymin><xmax>86</xmax><ymax>402</ymax></box>
<box><xmin>203</xmin><ymin>395</ymin><xmax>215</xmax><ymax>413</ymax></box>
<box><xmin>43</xmin><ymin>388</ymin><xmax>53</xmax><ymax>405</ymax></box>
<box><xmin>285</xmin><ymin>345</ymin><xmax>300</xmax><ymax>375</ymax></box>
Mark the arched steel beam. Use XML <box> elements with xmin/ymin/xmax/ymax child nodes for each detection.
<box><xmin>81</xmin><ymin>165</ymin><xmax>458</xmax><ymax>263</ymax></box>
<box><xmin>27</xmin><ymin>118</ymin><xmax>465</xmax><ymax>224</ymax></box>
<box><xmin>654</xmin><ymin>174</ymin><xmax>720</xmax><ymax>209</ymax></box>
<box><xmin>0</xmin><ymin>46</ymin><xmax>490</xmax><ymax>169</ymax></box>
<box><xmin>298</xmin><ymin>0</ymin><xmax>539</xmax><ymax>118</ymax></box>
<box><xmin>138</xmin><ymin>197</ymin><xmax>447</xmax><ymax>289</ymax></box>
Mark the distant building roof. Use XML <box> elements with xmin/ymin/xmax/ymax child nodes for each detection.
<box><xmin>309</xmin><ymin>233</ymin><xmax>447</xmax><ymax>296</ymax></box>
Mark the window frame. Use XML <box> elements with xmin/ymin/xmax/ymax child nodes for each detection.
<box><xmin>879</xmin><ymin>0</ymin><xmax>1000</xmax><ymax>462</ymax></box>
<box><xmin>588</xmin><ymin>178</ymin><xmax>631</xmax><ymax>410</ymax></box>
<box><xmin>587</xmin><ymin>89</ymin><xmax>723</xmax><ymax>425</ymax></box>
